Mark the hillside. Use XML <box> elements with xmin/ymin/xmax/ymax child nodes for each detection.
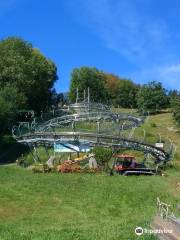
<box><xmin>0</xmin><ymin>112</ymin><xmax>179</xmax><ymax>240</ymax></box>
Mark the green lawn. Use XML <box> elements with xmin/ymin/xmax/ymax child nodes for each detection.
<box><xmin>0</xmin><ymin>166</ymin><xmax>178</xmax><ymax>240</ymax></box>
<box><xmin>0</xmin><ymin>111</ymin><xmax>179</xmax><ymax>240</ymax></box>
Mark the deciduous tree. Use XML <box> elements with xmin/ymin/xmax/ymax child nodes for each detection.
<box><xmin>137</xmin><ymin>81</ymin><xmax>169</xmax><ymax>113</ymax></box>
<box><xmin>115</xmin><ymin>79</ymin><xmax>139</xmax><ymax>108</ymax></box>
<box><xmin>0</xmin><ymin>37</ymin><xmax>58</xmax><ymax>113</ymax></box>
<box><xmin>0</xmin><ymin>85</ymin><xmax>26</xmax><ymax>134</ymax></box>
<box><xmin>171</xmin><ymin>92</ymin><xmax>180</xmax><ymax>126</ymax></box>
<box><xmin>69</xmin><ymin>67</ymin><xmax>108</xmax><ymax>103</ymax></box>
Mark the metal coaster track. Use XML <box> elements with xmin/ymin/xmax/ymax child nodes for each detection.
<box><xmin>12</xmin><ymin>111</ymin><xmax>144</xmax><ymax>138</ymax></box>
<box><xmin>12</xmin><ymin>102</ymin><xmax>175</xmax><ymax>164</ymax></box>
<box><xmin>36</xmin><ymin>111</ymin><xmax>144</xmax><ymax>132</ymax></box>
<box><xmin>16</xmin><ymin>131</ymin><xmax>170</xmax><ymax>163</ymax></box>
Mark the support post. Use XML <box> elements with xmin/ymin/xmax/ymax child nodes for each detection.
<box><xmin>96</xmin><ymin>121</ymin><xmax>100</xmax><ymax>142</ymax></box>
<box><xmin>76</xmin><ymin>88</ymin><xmax>79</xmax><ymax>104</ymax></box>
<box><xmin>88</xmin><ymin>87</ymin><xmax>90</xmax><ymax>111</ymax></box>
<box><xmin>88</xmin><ymin>87</ymin><xmax>90</xmax><ymax>103</ymax></box>
<box><xmin>72</xmin><ymin>121</ymin><xmax>76</xmax><ymax>132</ymax></box>
<box><xmin>84</xmin><ymin>89</ymin><xmax>86</xmax><ymax>101</ymax></box>
<box><xmin>158</xmin><ymin>133</ymin><xmax>162</xmax><ymax>143</ymax></box>
<box><xmin>33</xmin><ymin>143</ymin><xmax>40</xmax><ymax>162</ymax></box>
<box><xmin>142</xmin><ymin>129</ymin><xmax>146</xmax><ymax>142</ymax></box>
<box><xmin>44</xmin><ymin>142</ymin><xmax>50</xmax><ymax>158</ymax></box>
<box><xmin>27</xmin><ymin>143</ymin><xmax>37</xmax><ymax>163</ymax></box>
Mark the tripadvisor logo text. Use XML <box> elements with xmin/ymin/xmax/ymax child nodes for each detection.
<box><xmin>135</xmin><ymin>227</ymin><xmax>144</xmax><ymax>236</ymax></box>
<box><xmin>135</xmin><ymin>226</ymin><xmax>173</xmax><ymax>236</ymax></box>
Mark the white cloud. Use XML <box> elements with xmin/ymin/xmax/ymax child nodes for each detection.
<box><xmin>64</xmin><ymin>0</ymin><xmax>180</xmax><ymax>89</ymax></box>
<box><xmin>132</xmin><ymin>64</ymin><xmax>180</xmax><ymax>90</ymax></box>
<box><xmin>74</xmin><ymin>0</ymin><xmax>170</xmax><ymax>65</ymax></box>
<box><xmin>158</xmin><ymin>64</ymin><xmax>180</xmax><ymax>90</ymax></box>
<box><xmin>1</xmin><ymin>0</ymin><xmax>178</xmax><ymax>89</ymax></box>
<box><xmin>162</xmin><ymin>64</ymin><xmax>180</xmax><ymax>74</ymax></box>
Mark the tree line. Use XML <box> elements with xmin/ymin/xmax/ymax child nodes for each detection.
<box><xmin>0</xmin><ymin>37</ymin><xmax>180</xmax><ymax>135</ymax></box>
<box><xmin>69</xmin><ymin>66</ymin><xmax>178</xmax><ymax>112</ymax></box>
<box><xmin>69</xmin><ymin>68</ymin><xmax>180</xmax><ymax>126</ymax></box>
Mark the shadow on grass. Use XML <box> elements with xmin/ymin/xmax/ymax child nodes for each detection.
<box><xmin>0</xmin><ymin>135</ymin><xmax>29</xmax><ymax>165</ymax></box>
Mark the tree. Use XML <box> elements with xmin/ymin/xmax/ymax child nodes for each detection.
<box><xmin>169</xmin><ymin>89</ymin><xmax>179</xmax><ymax>99</ymax></box>
<box><xmin>104</xmin><ymin>73</ymin><xmax>139</xmax><ymax>107</ymax></box>
<box><xmin>91</xmin><ymin>146</ymin><xmax>112</xmax><ymax>170</ymax></box>
<box><xmin>69</xmin><ymin>67</ymin><xmax>108</xmax><ymax>103</ymax></box>
<box><xmin>0</xmin><ymin>85</ymin><xmax>26</xmax><ymax>134</ymax></box>
<box><xmin>137</xmin><ymin>81</ymin><xmax>169</xmax><ymax>113</ymax></box>
<box><xmin>115</xmin><ymin>79</ymin><xmax>139</xmax><ymax>108</ymax></box>
<box><xmin>104</xmin><ymin>73</ymin><xmax>119</xmax><ymax>103</ymax></box>
<box><xmin>50</xmin><ymin>90</ymin><xmax>65</xmax><ymax>108</ymax></box>
<box><xmin>0</xmin><ymin>37</ymin><xmax>58</xmax><ymax>113</ymax></box>
<box><xmin>171</xmin><ymin>92</ymin><xmax>180</xmax><ymax>126</ymax></box>
<box><xmin>168</xmin><ymin>89</ymin><xmax>178</xmax><ymax>107</ymax></box>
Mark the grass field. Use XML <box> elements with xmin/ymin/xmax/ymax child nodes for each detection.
<box><xmin>0</xmin><ymin>166</ymin><xmax>178</xmax><ymax>240</ymax></box>
<box><xmin>0</xmin><ymin>112</ymin><xmax>179</xmax><ymax>240</ymax></box>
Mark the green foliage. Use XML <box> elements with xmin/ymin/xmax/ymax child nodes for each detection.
<box><xmin>0</xmin><ymin>135</ymin><xmax>28</xmax><ymax>164</ymax></box>
<box><xmin>31</xmin><ymin>163</ymin><xmax>51</xmax><ymax>173</ymax></box>
<box><xmin>69</xmin><ymin>66</ymin><xmax>108</xmax><ymax>103</ymax></box>
<box><xmin>69</xmin><ymin>67</ymin><xmax>140</xmax><ymax>107</ymax></box>
<box><xmin>91</xmin><ymin>146</ymin><xmax>112</xmax><ymax>166</ymax></box>
<box><xmin>168</xmin><ymin>89</ymin><xmax>179</xmax><ymax>100</ymax></box>
<box><xmin>150</xmin><ymin>122</ymin><xmax>157</xmax><ymax>128</ymax></box>
<box><xmin>0</xmin><ymin>37</ymin><xmax>58</xmax><ymax>113</ymax></box>
<box><xmin>0</xmin><ymin>85</ymin><xmax>26</xmax><ymax>134</ymax></box>
<box><xmin>114</xmin><ymin>79</ymin><xmax>139</xmax><ymax>108</ymax></box>
<box><xmin>18</xmin><ymin>153</ymin><xmax>33</xmax><ymax>166</ymax></box>
<box><xmin>104</xmin><ymin>73</ymin><xmax>139</xmax><ymax>107</ymax></box>
<box><xmin>171</xmin><ymin>92</ymin><xmax>180</xmax><ymax>126</ymax></box>
<box><xmin>104</xmin><ymin>73</ymin><xmax>119</xmax><ymax>102</ymax></box>
<box><xmin>137</xmin><ymin>81</ymin><xmax>169</xmax><ymax>113</ymax></box>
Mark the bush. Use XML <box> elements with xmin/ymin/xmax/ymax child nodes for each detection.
<box><xmin>91</xmin><ymin>147</ymin><xmax>112</xmax><ymax>169</ymax></box>
<box><xmin>150</xmin><ymin>122</ymin><xmax>157</xmax><ymax>128</ymax></box>
<box><xmin>31</xmin><ymin>163</ymin><xmax>53</xmax><ymax>173</ymax></box>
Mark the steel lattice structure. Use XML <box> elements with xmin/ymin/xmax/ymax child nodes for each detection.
<box><xmin>12</xmin><ymin>101</ymin><xmax>175</xmax><ymax>164</ymax></box>
<box><xmin>12</xmin><ymin>111</ymin><xmax>144</xmax><ymax>136</ymax></box>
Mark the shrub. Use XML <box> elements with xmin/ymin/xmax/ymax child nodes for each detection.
<box><xmin>91</xmin><ymin>147</ymin><xmax>112</xmax><ymax>169</ymax></box>
<box><xmin>150</xmin><ymin>122</ymin><xmax>157</xmax><ymax>127</ymax></box>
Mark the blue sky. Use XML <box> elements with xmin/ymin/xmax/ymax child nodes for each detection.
<box><xmin>0</xmin><ymin>0</ymin><xmax>180</xmax><ymax>92</ymax></box>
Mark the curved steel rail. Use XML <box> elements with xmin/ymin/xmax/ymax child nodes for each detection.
<box><xmin>12</xmin><ymin>108</ymin><xmax>174</xmax><ymax>164</ymax></box>
<box><xmin>12</xmin><ymin>112</ymin><xmax>144</xmax><ymax>141</ymax></box>
<box><xmin>35</xmin><ymin>112</ymin><xmax>143</xmax><ymax>132</ymax></box>
<box><xmin>16</xmin><ymin>132</ymin><xmax>170</xmax><ymax>163</ymax></box>
<box><xmin>67</xmin><ymin>102</ymin><xmax>110</xmax><ymax>112</ymax></box>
